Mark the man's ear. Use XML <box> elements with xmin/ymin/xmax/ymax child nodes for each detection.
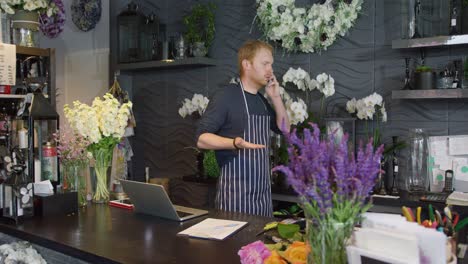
<box><xmin>242</xmin><ymin>59</ymin><xmax>251</xmax><ymax>72</ymax></box>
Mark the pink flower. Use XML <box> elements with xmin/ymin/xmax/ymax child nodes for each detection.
<box><xmin>238</xmin><ymin>240</ymin><xmax>271</xmax><ymax>264</ymax></box>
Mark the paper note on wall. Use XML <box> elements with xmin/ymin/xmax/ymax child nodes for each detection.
<box><xmin>449</xmin><ymin>136</ymin><xmax>468</xmax><ymax>156</ymax></box>
<box><xmin>0</xmin><ymin>43</ymin><xmax>16</xmax><ymax>85</ymax></box>
<box><xmin>454</xmin><ymin>159</ymin><xmax>468</xmax><ymax>182</ymax></box>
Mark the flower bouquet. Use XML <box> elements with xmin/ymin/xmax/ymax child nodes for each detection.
<box><xmin>64</xmin><ymin>93</ymin><xmax>132</xmax><ymax>203</ymax></box>
<box><xmin>53</xmin><ymin>129</ymin><xmax>89</xmax><ymax>206</ymax></box>
<box><xmin>273</xmin><ymin>123</ymin><xmax>383</xmax><ymax>264</ymax></box>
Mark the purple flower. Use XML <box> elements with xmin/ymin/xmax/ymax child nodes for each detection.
<box><xmin>273</xmin><ymin>123</ymin><xmax>383</xmax><ymax>215</ymax></box>
<box><xmin>238</xmin><ymin>240</ymin><xmax>271</xmax><ymax>264</ymax></box>
<box><xmin>40</xmin><ymin>0</ymin><xmax>66</xmax><ymax>38</ymax></box>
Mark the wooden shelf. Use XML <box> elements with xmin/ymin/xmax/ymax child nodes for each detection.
<box><xmin>115</xmin><ymin>57</ymin><xmax>217</xmax><ymax>71</ymax></box>
<box><xmin>392</xmin><ymin>34</ymin><xmax>468</xmax><ymax>49</ymax></box>
<box><xmin>0</xmin><ymin>94</ymin><xmax>26</xmax><ymax>99</ymax></box>
<box><xmin>392</xmin><ymin>89</ymin><xmax>468</xmax><ymax>99</ymax></box>
<box><xmin>15</xmin><ymin>46</ymin><xmax>51</xmax><ymax>57</ymax></box>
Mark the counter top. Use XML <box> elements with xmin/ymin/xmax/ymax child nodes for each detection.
<box><xmin>0</xmin><ymin>205</ymin><xmax>271</xmax><ymax>264</ymax></box>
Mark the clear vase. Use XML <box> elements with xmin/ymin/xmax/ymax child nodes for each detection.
<box><xmin>92</xmin><ymin>165</ymin><xmax>110</xmax><ymax>203</ymax></box>
<box><xmin>62</xmin><ymin>164</ymin><xmax>88</xmax><ymax>207</ymax></box>
<box><xmin>10</xmin><ymin>10</ymin><xmax>40</xmax><ymax>47</ymax></box>
<box><xmin>306</xmin><ymin>218</ymin><xmax>353</xmax><ymax>264</ymax></box>
<box><xmin>91</xmin><ymin>147</ymin><xmax>113</xmax><ymax>203</ymax></box>
<box><xmin>407</xmin><ymin>128</ymin><xmax>428</xmax><ymax>193</ymax></box>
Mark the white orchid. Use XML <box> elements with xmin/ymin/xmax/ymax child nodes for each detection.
<box><xmin>178</xmin><ymin>93</ymin><xmax>209</xmax><ymax>118</ymax></box>
<box><xmin>282</xmin><ymin>67</ymin><xmax>335</xmax><ymax>98</ymax></box>
<box><xmin>285</xmin><ymin>98</ymin><xmax>308</xmax><ymax>126</ymax></box>
<box><xmin>346</xmin><ymin>92</ymin><xmax>387</xmax><ymax>123</ymax></box>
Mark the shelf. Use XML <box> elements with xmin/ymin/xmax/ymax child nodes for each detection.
<box><xmin>15</xmin><ymin>46</ymin><xmax>51</xmax><ymax>57</ymax></box>
<box><xmin>0</xmin><ymin>94</ymin><xmax>26</xmax><ymax>99</ymax></box>
<box><xmin>392</xmin><ymin>34</ymin><xmax>468</xmax><ymax>49</ymax></box>
<box><xmin>392</xmin><ymin>89</ymin><xmax>468</xmax><ymax>99</ymax></box>
<box><xmin>115</xmin><ymin>57</ymin><xmax>217</xmax><ymax>71</ymax></box>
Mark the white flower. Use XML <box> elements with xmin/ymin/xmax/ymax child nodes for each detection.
<box><xmin>316</xmin><ymin>73</ymin><xmax>328</xmax><ymax>84</ymax></box>
<box><xmin>1</xmin><ymin>0</ymin><xmax>57</xmax><ymax>15</ymax></box>
<box><xmin>347</xmin><ymin>92</ymin><xmax>386</xmax><ymax>122</ymax></box>
<box><xmin>285</xmin><ymin>98</ymin><xmax>308</xmax><ymax>125</ymax></box>
<box><xmin>346</xmin><ymin>98</ymin><xmax>357</xmax><ymax>114</ymax></box>
<box><xmin>381</xmin><ymin>103</ymin><xmax>387</xmax><ymax>122</ymax></box>
<box><xmin>64</xmin><ymin>93</ymin><xmax>132</xmax><ymax>144</ymax></box>
<box><xmin>178</xmin><ymin>93</ymin><xmax>209</xmax><ymax>118</ymax></box>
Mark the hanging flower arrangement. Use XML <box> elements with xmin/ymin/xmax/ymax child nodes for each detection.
<box><xmin>255</xmin><ymin>0</ymin><xmax>363</xmax><ymax>53</ymax></box>
<box><xmin>39</xmin><ymin>0</ymin><xmax>66</xmax><ymax>38</ymax></box>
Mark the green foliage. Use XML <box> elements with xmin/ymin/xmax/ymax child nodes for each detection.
<box><xmin>87</xmin><ymin>136</ymin><xmax>120</xmax><ymax>166</ymax></box>
<box><xmin>277</xmin><ymin>223</ymin><xmax>300</xmax><ymax>239</ymax></box>
<box><xmin>183</xmin><ymin>3</ymin><xmax>216</xmax><ymax>47</ymax></box>
<box><xmin>203</xmin><ymin>150</ymin><xmax>220</xmax><ymax>178</ymax></box>
<box><xmin>415</xmin><ymin>65</ymin><xmax>432</xmax><ymax>73</ymax></box>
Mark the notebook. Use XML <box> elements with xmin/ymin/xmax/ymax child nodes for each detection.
<box><xmin>120</xmin><ymin>180</ymin><xmax>208</xmax><ymax>222</ymax></box>
<box><xmin>178</xmin><ymin>218</ymin><xmax>248</xmax><ymax>240</ymax></box>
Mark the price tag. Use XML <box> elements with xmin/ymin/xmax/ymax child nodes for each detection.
<box><xmin>0</xmin><ymin>43</ymin><xmax>16</xmax><ymax>86</ymax></box>
<box><xmin>452</xmin><ymin>19</ymin><xmax>457</xmax><ymax>26</ymax></box>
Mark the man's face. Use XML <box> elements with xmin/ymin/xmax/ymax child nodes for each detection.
<box><xmin>244</xmin><ymin>48</ymin><xmax>274</xmax><ymax>87</ymax></box>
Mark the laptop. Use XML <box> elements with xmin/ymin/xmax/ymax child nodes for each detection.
<box><xmin>120</xmin><ymin>180</ymin><xmax>208</xmax><ymax>222</ymax></box>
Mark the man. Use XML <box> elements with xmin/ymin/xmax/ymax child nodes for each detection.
<box><xmin>196</xmin><ymin>40</ymin><xmax>289</xmax><ymax>216</ymax></box>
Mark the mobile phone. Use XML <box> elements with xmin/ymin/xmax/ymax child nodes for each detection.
<box><xmin>109</xmin><ymin>199</ymin><xmax>134</xmax><ymax>210</ymax></box>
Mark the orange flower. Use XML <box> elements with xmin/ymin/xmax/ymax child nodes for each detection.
<box><xmin>264</xmin><ymin>250</ymin><xmax>287</xmax><ymax>264</ymax></box>
<box><xmin>283</xmin><ymin>241</ymin><xmax>310</xmax><ymax>264</ymax></box>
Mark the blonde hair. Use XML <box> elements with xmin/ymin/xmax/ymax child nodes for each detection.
<box><xmin>238</xmin><ymin>40</ymin><xmax>273</xmax><ymax>77</ymax></box>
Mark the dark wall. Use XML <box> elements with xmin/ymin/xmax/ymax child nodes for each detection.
<box><xmin>110</xmin><ymin>0</ymin><xmax>468</xmax><ymax>183</ymax></box>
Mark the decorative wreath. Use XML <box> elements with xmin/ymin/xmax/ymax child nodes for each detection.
<box><xmin>40</xmin><ymin>0</ymin><xmax>66</xmax><ymax>38</ymax></box>
<box><xmin>256</xmin><ymin>0</ymin><xmax>363</xmax><ymax>53</ymax></box>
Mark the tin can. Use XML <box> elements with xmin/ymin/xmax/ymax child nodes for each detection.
<box><xmin>41</xmin><ymin>142</ymin><xmax>57</xmax><ymax>181</ymax></box>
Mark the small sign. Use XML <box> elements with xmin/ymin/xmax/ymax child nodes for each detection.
<box><xmin>0</xmin><ymin>43</ymin><xmax>16</xmax><ymax>86</ymax></box>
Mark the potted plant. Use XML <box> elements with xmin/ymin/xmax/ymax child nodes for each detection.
<box><xmin>183</xmin><ymin>3</ymin><xmax>216</xmax><ymax>57</ymax></box>
<box><xmin>414</xmin><ymin>65</ymin><xmax>435</xmax><ymax>90</ymax></box>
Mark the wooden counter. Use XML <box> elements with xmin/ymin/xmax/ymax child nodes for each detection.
<box><xmin>0</xmin><ymin>205</ymin><xmax>271</xmax><ymax>264</ymax></box>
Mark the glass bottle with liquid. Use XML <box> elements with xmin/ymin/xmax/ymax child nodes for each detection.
<box><xmin>450</xmin><ymin>0</ymin><xmax>460</xmax><ymax>35</ymax></box>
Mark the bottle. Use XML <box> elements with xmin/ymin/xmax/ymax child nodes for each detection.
<box><xmin>390</xmin><ymin>136</ymin><xmax>400</xmax><ymax>196</ymax></box>
<box><xmin>450</xmin><ymin>0</ymin><xmax>459</xmax><ymax>35</ymax></box>
<box><xmin>453</xmin><ymin>70</ymin><xmax>460</xmax><ymax>88</ymax></box>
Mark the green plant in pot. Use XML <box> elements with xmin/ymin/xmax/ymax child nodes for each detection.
<box><xmin>203</xmin><ymin>150</ymin><xmax>220</xmax><ymax>180</ymax></box>
<box><xmin>183</xmin><ymin>3</ymin><xmax>216</xmax><ymax>57</ymax></box>
<box><xmin>414</xmin><ymin>65</ymin><xmax>435</xmax><ymax>90</ymax></box>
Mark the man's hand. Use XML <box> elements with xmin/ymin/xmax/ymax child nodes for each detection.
<box><xmin>234</xmin><ymin>137</ymin><xmax>265</xmax><ymax>149</ymax></box>
<box><xmin>265</xmin><ymin>75</ymin><xmax>281</xmax><ymax>99</ymax></box>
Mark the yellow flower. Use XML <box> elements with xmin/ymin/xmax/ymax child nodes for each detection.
<box><xmin>283</xmin><ymin>241</ymin><xmax>310</xmax><ymax>264</ymax></box>
<box><xmin>264</xmin><ymin>251</ymin><xmax>287</xmax><ymax>264</ymax></box>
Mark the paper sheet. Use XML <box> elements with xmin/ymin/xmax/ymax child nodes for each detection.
<box><xmin>449</xmin><ymin>136</ymin><xmax>468</xmax><ymax>156</ymax></box>
<box><xmin>0</xmin><ymin>43</ymin><xmax>16</xmax><ymax>85</ymax></box>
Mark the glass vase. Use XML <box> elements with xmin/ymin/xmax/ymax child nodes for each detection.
<box><xmin>306</xmin><ymin>218</ymin><xmax>354</xmax><ymax>264</ymax></box>
<box><xmin>92</xmin><ymin>165</ymin><xmax>110</xmax><ymax>203</ymax></box>
<box><xmin>91</xmin><ymin>147</ymin><xmax>113</xmax><ymax>203</ymax></box>
<box><xmin>407</xmin><ymin>128</ymin><xmax>428</xmax><ymax>193</ymax></box>
<box><xmin>62</xmin><ymin>164</ymin><xmax>88</xmax><ymax>207</ymax></box>
<box><xmin>10</xmin><ymin>10</ymin><xmax>40</xmax><ymax>47</ymax></box>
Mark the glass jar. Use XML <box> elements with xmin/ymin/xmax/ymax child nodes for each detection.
<box><xmin>406</xmin><ymin>128</ymin><xmax>428</xmax><ymax>193</ymax></box>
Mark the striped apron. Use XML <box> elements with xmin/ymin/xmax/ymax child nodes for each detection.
<box><xmin>215</xmin><ymin>82</ymin><xmax>273</xmax><ymax>217</ymax></box>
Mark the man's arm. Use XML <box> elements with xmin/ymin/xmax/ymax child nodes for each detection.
<box><xmin>265</xmin><ymin>76</ymin><xmax>290</xmax><ymax>132</ymax></box>
<box><xmin>197</xmin><ymin>133</ymin><xmax>265</xmax><ymax>150</ymax></box>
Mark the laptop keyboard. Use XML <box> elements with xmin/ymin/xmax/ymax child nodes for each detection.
<box><xmin>176</xmin><ymin>211</ymin><xmax>193</xmax><ymax>217</ymax></box>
